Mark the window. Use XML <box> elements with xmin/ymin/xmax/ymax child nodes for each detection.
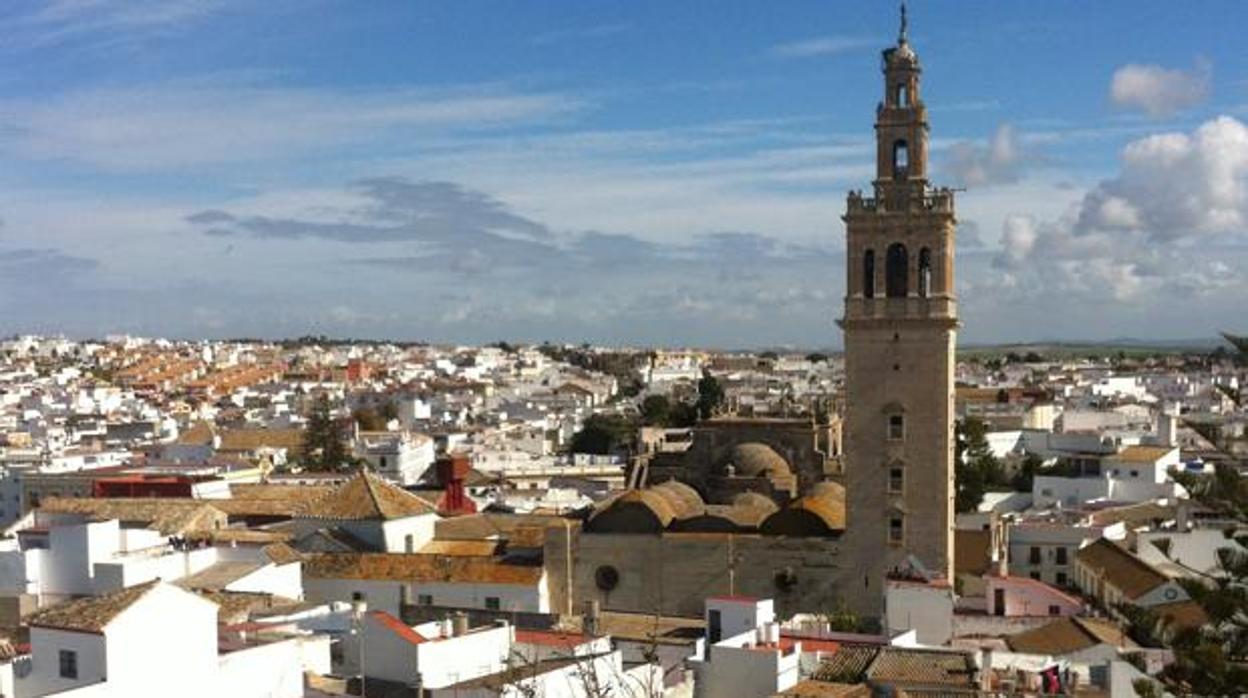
<box><xmin>888</xmin><ymin>467</ymin><xmax>904</xmax><ymax>493</ymax></box>
<box><xmin>351</xmin><ymin>591</ymin><xmax>365</xmax><ymax>602</ymax></box>
<box><xmin>1029</xmin><ymin>546</ymin><xmax>1041</xmax><ymax>565</ymax></box>
<box><xmin>417</xmin><ymin>594</ymin><xmax>433</xmax><ymax>606</ymax></box>
<box><xmin>1029</xmin><ymin>571</ymin><xmax>1041</xmax><ymax>581</ymax></box>
<box><xmin>888</xmin><ymin>415</ymin><xmax>905</xmax><ymax>441</ymax></box>
<box><xmin>885</xmin><ymin>243</ymin><xmax>909</xmax><ymax>297</ymax></box>
<box><xmin>58</xmin><ymin>650</ymin><xmax>77</xmax><ymax>680</ymax></box>
<box><xmin>918</xmin><ymin>248</ymin><xmax>932</xmax><ymax>297</ymax></box>
<box><xmin>1048</xmin><ymin>605</ymin><xmax>1061</xmax><ymax>616</ymax></box>
<box><xmin>484</xmin><ymin>596</ymin><xmax>501</xmax><ymax>611</ymax></box>
<box><xmin>894</xmin><ymin>83</ymin><xmax>909</xmax><ymax>107</ymax></box>
<box><xmin>888</xmin><ymin>515</ymin><xmax>903</xmax><ymax>544</ymax></box>
<box><xmin>892</xmin><ymin>140</ymin><xmax>909</xmax><ymax>178</ymax></box>
<box><xmin>1056</xmin><ymin>572</ymin><xmax>1068</xmax><ymax>586</ymax></box>
<box><xmin>863</xmin><ymin>250</ymin><xmax>876</xmax><ymax>298</ymax></box>
<box><xmin>1055</xmin><ymin>547</ymin><xmax>1068</xmax><ymax>565</ymax></box>
<box><xmin>378</xmin><ymin>456</ymin><xmax>387</xmax><ymax>469</ymax></box>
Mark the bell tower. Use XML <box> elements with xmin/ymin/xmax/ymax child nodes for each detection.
<box><xmin>839</xmin><ymin>4</ymin><xmax>957</xmax><ymax>615</ymax></box>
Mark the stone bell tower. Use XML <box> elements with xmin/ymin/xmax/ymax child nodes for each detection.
<box><xmin>839</xmin><ymin>4</ymin><xmax>957</xmax><ymax>615</ymax></box>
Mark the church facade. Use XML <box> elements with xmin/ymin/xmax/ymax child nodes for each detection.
<box><xmin>839</xmin><ymin>10</ymin><xmax>959</xmax><ymax>615</ymax></box>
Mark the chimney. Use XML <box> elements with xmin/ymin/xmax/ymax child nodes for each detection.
<box><xmin>452</xmin><ymin>611</ymin><xmax>469</xmax><ymax>637</ymax></box>
<box><xmin>583</xmin><ymin>599</ymin><xmax>600</xmax><ymax>636</ymax></box>
<box><xmin>1176</xmin><ymin>500</ymin><xmax>1191</xmax><ymax>531</ymax></box>
<box><xmin>437</xmin><ymin>453</ymin><xmax>473</xmax><ymax>515</ymax></box>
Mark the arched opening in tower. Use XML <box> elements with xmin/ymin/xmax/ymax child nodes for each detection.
<box><xmin>863</xmin><ymin>249</ymin><xmax>876</xmax><ymax>298</ymax></box>
<box><xmin>885</xmin><ymin>243</ymin><xmax>908</xmax><ymax>298</ymax></box>
<box><xmin>894</xmin><ymin>83</ymin><xmax>909</xmax><ymax>107</ymax></box>
<box><xmin>892</xmin><ymin>140</ymin><xmax>909</xmax><ymax>178</ymax></box>
<box><xmin>918</xmin><ymin>247</ymin><xmax>932</xmax><ymax>297</ymax></box>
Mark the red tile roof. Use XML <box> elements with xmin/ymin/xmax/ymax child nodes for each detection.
<box><xmin>779</xmin><ymin>634</ymin><xmax>841</xmax><ymax>654</ymax></box>
<box><xmin>369</xmin><ymin>611</ymin><xmax>426</xmax><ymax>645</ymax></box>
<box><xmin>514</xmin><ymin>629</ymin><xmax>594</xmax><ymax>649</ymax></box>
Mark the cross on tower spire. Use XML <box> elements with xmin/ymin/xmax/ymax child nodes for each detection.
<box><xmin>899</xmin><ymin>2</ymin><xmax>908</xmax><ymax>43</ymax></box>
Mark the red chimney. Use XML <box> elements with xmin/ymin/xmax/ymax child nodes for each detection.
<box><xmin>437</xmin><ymin>453</ymin><xmax>476</xmax><ymax>515</ymax></box>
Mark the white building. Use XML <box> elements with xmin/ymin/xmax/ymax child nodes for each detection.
<box><xmin>688</xmin><ymin>597</ymin><xmax>802</xmax><ymax>698</ymax></box>
<box><xmin>353</xmin><ymin>431</ymin><xmax>435</xmax><ymax>486</ymax></box>
<box><xmin>359</xmin><ymin>611</ymin><xmax>659</xmax><ymax>697</ymax></box>
<box><xmin>0</xmin><ymin>511</ymin><xmax>300</xmax><ymax>607</ymax></box>
<box><xmin>885</xmin><ymin>578</ymin><xmax>954</xmax><ymax>646</ymax></box>
<box><xmin>16</xmin><ymin>581</ymin><xmax>328</xmax><ymax>698</ymax></box>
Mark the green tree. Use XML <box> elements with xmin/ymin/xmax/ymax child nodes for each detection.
<box><xmin>569</xmin><ymin>414</ymin><xmax>636</xmax><ymax>455</ymax></box>
<box><xmin>668</xmin><ymin>401</ymin><xmax>699</xmax><ymax>428</ymax></box>
<box><xmin>640</xmin><ymin>395</ymin><xmax>672</xmax><ymax>427</ymax></box>
<box><xmin>955</xmin><ymin>417</ymin><xmax>1006</xmax><ymax>512</ymax></box>
<box><xmin>1142</xmin><ymin>464</ymin><xmax>1248</xmax><ymax>694</ymax></box>
<box><xmin>302</xmin><ymin>394</ymin><xmax>353</xmax><ymax>470</ymax></box>
<box><xmin>696</xmin><ymin>371</ymin><xmax>725</xmax><ymax>420</ymax></box>
<box><xmin>1011</xmin><ymin>452</ymin><xmax>1045</xmax><ymax>492</ymax></box>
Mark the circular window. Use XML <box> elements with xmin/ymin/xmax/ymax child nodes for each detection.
<box><xmin>1163</xmin><ymin>587</ymin><xmax>1178</xmax><ymax>600</ymax></box>
<box><xmin>595</xmin><ymin>565</ymin><xmax>620</xmax><ymax>591</ymax></box>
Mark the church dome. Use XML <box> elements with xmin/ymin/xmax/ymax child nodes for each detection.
<box><xmin>759</xmin><ymin>483</ymin><xmax>845</xmax><ymax>537</ymax></box>
<box><xmin>650</xmin><ymin>480</ymin><xmax>706</xmax><ymax>519</ymax></box>
<box><xmin>732</xmin><ymin>492</ymin><xmax>779</xmax><ymax>512</ymax></box>
<box><xmin>725</xmin><ymin>443</ymin><xmax>791</xmax><ymax>478</ymax></box>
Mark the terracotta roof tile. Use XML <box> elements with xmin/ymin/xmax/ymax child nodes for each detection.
<box><xmin>301</xmin><ymin>470</ymin><xmax>437</xmax><ymax>520</ymax></box>
<box><xmin>262</xmin><ymin>542</ymin><xmax>303</xmax><ymax>565</ymax></box>
<box><xmin>416</xmin><ymin>540</ymin><xmax>501</xmax><ymax>557</ymax></box>
<box><xmin>1111</xmin><ymin>446</ymin><xmax>1175</xmax><ymax>463</ymax></box>
<box><xmin>1076</xmin><ymin>539</ymin><xmax>1168</xmax><ymax>599</ymax></box>
<box><xmin>194</xmin><ymin>590</ymin><xmax>302</xmax><ymax>624</ymax></box>
<box><xmin>38</xmin><ymin>497</ymin><xmax>226</xmax><ymax>535</ymax></box>
<box><xmin>1006</xmin><ymin>616</ymin><xmax>1134</xmax><ymax>655</ymax></box>
<box><xmin>175</xmin><ymin>561</ymin><xmax>265</xmax><ymax>592</ymax></box>
<box><xmin>217</xmin><ymin>428</ymin><xmax>305</xmax><ymax>454</ymax></box>
<box><xmin>27</xmin><ymin>581</ymin><xmax>163</xmax><ymax>634</ymax></box>
<box><xmin>514</xmin><ymin>629</ymin><xmax>594</xmax><ymax>649</ymax></box>
<box><xmin>865</xmin><ymin>647</ymin><xmax>978</xmax><ymax>687</ymax></box>
<box><xmin>813</xmin><ymin>646</ymin><xmax>977</xmax><ymax>689</ymax></box>
<box><xmin>229</xmin><ymin>483</ymin><xmax>336</xmax><ymax>503</ymax></box>
<box><xmin>303</xmin><ymin>552</ymin><xmax>543</xmax><ymax>585</ymax></box>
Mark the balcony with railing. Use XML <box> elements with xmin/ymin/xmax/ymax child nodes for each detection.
<box><xmin>845</xmin><ymin>188</ymin><xmax>955</xmax><ymax>216</ymax></box>
<box><xmin>843</xmin><ymin>295</ymin><xmax>958</xmax><ymax>323</ymax></box>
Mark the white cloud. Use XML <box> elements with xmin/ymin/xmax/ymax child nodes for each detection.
<box><xmin>988</xmin><ymin>115</ymin><xmax>1248</xmax><ymax>309</ymax></box>
<box><xmin>1</xmin><ymin>0</ymin><xmax>228</xmax><ymax>50</ymax></box>
<box><xmin>769</xmin><ymin>36</ymin><xmax>876</xmax><ymax>59</ymax></box>
<box><xmin>945</xmin><ymin>124</ymin><xmax>1023</xmax><ymax>187</ymax></box>
<box><xmin>0</xmin><ymin>79</ymin><xmax>588</xmax><ymax>170</ymax></box>
<box><xmin>1110</xmin><ymin>61</ymin><xmax>1211</xmax><ymax>118</ymax></box>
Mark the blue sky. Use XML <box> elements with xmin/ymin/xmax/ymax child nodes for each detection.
<box><xmin>2</xmin><ymin>1</ymin><xmax>1247</xmax><ymax>347</ymax></box>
